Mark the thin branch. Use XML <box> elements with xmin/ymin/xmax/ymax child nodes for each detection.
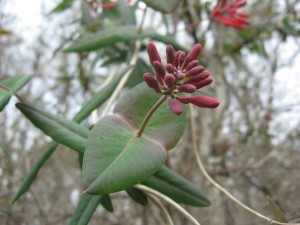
<box><xmin>148</xmin><ymin>193</ymin><xmax>174</xmax><ymax>225</ymax></box>
<box><xmin>135</xmin><ymin>184</ymin><xmax>201</xmax><ymax>225</ymax></box>
<box><xmin>100</xmin><ymin>41</ymin><xmax>141</xmax><ymax>117</ymax></box>
<box><xmin>0</xmin><ymin>83</ymin><xmax>25</xmax><ymax>103</ymax></box>
<box><xmin>188</xmin><ymin>104</ymin><xmax>300</xmax><ymax>225</ymax></box>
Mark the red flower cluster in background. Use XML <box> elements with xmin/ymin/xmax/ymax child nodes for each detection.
<box><xmin>210</xmin><ymin>0</ymin><xmax>250</xmax><ymax>29</ymax></box>
<box><xmin>144</xmin><ymin>42</ymin><xmax>219</xmax><ymax>115</ymax></box>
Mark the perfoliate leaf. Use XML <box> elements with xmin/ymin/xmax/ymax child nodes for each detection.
<box><xmin>82</xmin><ymin>83</ymin><xmax>186</xmax><ymax>194</ymax></box>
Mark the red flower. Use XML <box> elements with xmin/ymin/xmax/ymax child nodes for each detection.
<box><xmin>210</xmin><ymin>0</ymin><xmax>250</xmax><ymax>30</ymax></box>
<box><xmin>144</xmin><ymin>42</ymin><xmax>220</xmax><ymax>115</ymax></box>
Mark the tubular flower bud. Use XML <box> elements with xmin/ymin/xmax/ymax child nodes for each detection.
<box><xmin>178</xmin><ymin>51</ymin><xmax>186</xmax><ymax>68</ymax></box>
<box><xmin>144</xmin><ymin>42</ymin><xmax>220</xmax><ymax>115</ymax></box>
<box><xmin>166</xmin><ymin>45</ymin><xmax>176</xmax><ymax>65</ymax></box>
<box><xmin>164</xmin><ymin>73</ymin><xmax>176</xmax><ymax>88</ymax></box>
<box><xmin>182</xmin><ymin>44</ymin><xmax>202</xmax><ymax>70</ymax></box>
<box><xmin>166</xmin><ymin>63</ymin><xmax>175</xmax><ymax>73</ymax></box>
<box><xmin>184</xmin><ymin>71</ymin><xmax>209</xmax><ymax>84</ymax></box>
<box><xmin>193</xmin><ymin>77</ymin><xmax>213</xmax><ymax>89</ymax></box>
<box><xmin>176</xmin><ymin>96</ymin><xmax>220</xmax><ymax>108</ymax></box>
<box><xmin>186</xmin><ymin>66</ymin><xmax>205</xmax><ymax>77</ymax></box>
<box><xmin>153</xmin><ymin>61</ymin><xmax>165</xmax><ymax>85</ymax></box>
<box><xmin>178</xmin><ymin>84</ymin><xmax>196</xmax><ymax>93</ymax></box>
<box><xmin>147</xmin><ymin>42</ymin><xmax>161</xmax><ymax>66</ymax></box>
<box><xmin>167</xmin><ymin>97</ymin><xmax>183</xmax><ymax>115</ymax></box>
<box><xmin>185</xmin><ymin>60</ymin><xmax>199</xmax><ymax>72</ymax></box>
<box><xmin>144</xmin><ymin>73</ymin><xmax>161</xmax><ymax>93</ymax></box>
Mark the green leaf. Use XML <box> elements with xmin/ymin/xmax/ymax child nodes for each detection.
<box><xmin>68</xmin><ymin>193</ymin><xmax>102</xmax><ymax>225</ymax></box>
<box><xmin>141</xmin><ymin>0</ymin><xmax>182</xmax><ymax>13</ymax></box>
<box><xmin>143</xmin><ymin>166</ymin><xmax>211</xmax><ymax>207</ymax></box>
<box><xmin>100</xmin><ymin>195</ymin><xmax>114</xmax><ymax>212</ymax></box>
<box><xmin>16</xmin><ymin>104</ymin><xmax>89</xmax><ymax>153</ymax></box>
<box><xmin>82</xmin><ymin>83</ymin><xmax>186</xmax><ymax>194</ymax></box>
<box><xmin>0</xmin><ymin>75</ymin><xmax>31</xmax><ymax>112</ymax></box>
<box><xmin>64</xmin><ymin>25</ymin><xmax>188</xmax><ymax>53</ymax></box>
<box><xmin>267</xmin><ymin>196</ymin><xmax>287</xmax><ymax>223</ymax></box>
<box><xmin>12</xmin><ymin>143</ymin><xmax>58</xmax><ymax>203</ymax></box>
<box><xmin>49</xmin><ymin>0</ymin><xmax>76</xmax><ymax>14</ymax></box>
<box><xmin>64</xmin><ymin>26</ymin><xmax>139</xmax><ymax>52</ymax></box>
<box><xmin>126</xmin><ymin>58</ymin><xmax>153</xmax><ymax>88</ymax></box>
<box><xmin>126</xmin><ymin>187</ymin><xmax>148</xmax><ymax>206</ymax></box>
<box><xmin>13</xmin><ymin>72</ymin><xmax>123</xmax><ymax>203</ymax></box>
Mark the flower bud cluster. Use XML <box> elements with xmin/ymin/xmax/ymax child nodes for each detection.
<box><xmin>144</xmin><ymin>42</ymin><xmax>220</xmax><ymax>115</ymax></box>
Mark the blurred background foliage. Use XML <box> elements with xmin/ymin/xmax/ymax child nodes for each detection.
<box><xmin>1</xmin><ymin>0</ymin><xmax>300</xmax><ymax>224</ymax></box>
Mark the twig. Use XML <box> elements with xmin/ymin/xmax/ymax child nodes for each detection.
<box><xmin>100</xmin><ymin>41</ymin><xmax>141</xmax><ymax>117</ymax></box>
<box><xmin>188</xmin><ymin>104</ymin><xmax>300</xmax><ymax>225</ymax></box>
<box><xmin>148</xmin><ymin>193</ymin><xmax>174</xmax><ymax>225</ymax></box>
<box><xmin>135</xmin><ymin>184</ymin><xmax>201</xmax><ymax>225</ymax></box>
<box><xmin>0</xmin><ymin>83</ymin><xmax>25</xmax><ymax>103</ymax></box>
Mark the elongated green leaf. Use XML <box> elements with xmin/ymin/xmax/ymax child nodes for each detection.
<box><xmin>143</xmin><ymin>166</ymin><xmax>211</xmax><ymax>207</ymax></box>
<box><xmin>0</xmin><ymin>75</ymin><xmax>31</xmax><ymax>112</ymax></box>
<box><xmin>49</xmin><ymin>0</ymin><xmax>76</xmax><ymax>14</ymax></box>
<box><xmin>141</xmin><ymin>0</ymin><xmax>182</xmax><ymax>13</ymax></box>
<box><xmin>267</xmin><ymin>196</ymin><xmax>287</xmax><ymax>223</ymax></box>
<box><xmin>13</xmin><ymin>72</ymin><xmax>123</xmax><ymax>203</ymax></box>
<box><xmin>82</xmin><ymin>83</ymin><xmax>186</xmax><ymax>194</ymax></box>
<box><xmin>100</xmin><ymin>195</ymin><xmax>114</xmax><ymax>212</ymax></box>
<box><xmin>12</xmin><ymin>143</ymin><xmax>58</xmax><ymax>203</ymax></box>
<box><xmin>126</xmin><ymin>187</ymin><xmax>148</xmax><ymax>206</ymax></box>
<box><xmin>16</xmin><ymin>104</ymin><xmax>89</xmax><ymax>153</ymax></box>
<box><xmin>64</xmin><ymin>25</ymin><xmax>188</xmax><ymax>53</ymax></box>
<box><xmin>64</xmin><ymin>26</ymin><xmax>139</xmax><ymax>52</ymax></box>
<box><xmin>69</xmin><ymin>193</ymin><xmax>102</xmax><ymax>225</ymax></box>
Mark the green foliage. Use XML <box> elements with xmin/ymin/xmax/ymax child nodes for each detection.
<box><xmin>126</xmin><ymin>187</ymin><xmax>148</xmax><ymax>206</ymax></box>
<box><xmin>267</xmin><ymin>196</ymin><xmax>287</xmax><ymax>223</ymax></box>
<box><xmin>49</xmin><ymin>0</ymin><xmax>76</xmax><ymax>14</ymax></box>
<box><xmin>141</xmin><ymin>0</ymin><xmax>182</xmax><ymax>13</ymax></box>
<box><xmin>82</xmin><ymin>83</ymin><xmax>186</xmax><ymax>194</ymax></box>
<box><xmin>0</xmin><ymin>75</ymin><xmax>31</xmax><ymax>112</ymax></box>
<box><xmin>143</xmin><ymin>166</ymin><xmax>210</xmax><ymax>207</ymax></box>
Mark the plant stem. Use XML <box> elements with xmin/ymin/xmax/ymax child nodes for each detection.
<box><xmin>188</xmin><ymin>104</ymin><xmax>300</xmax><ymax>225</ymax></box>
<box><xmin>0</xmin><ymin>83</ymin><xmax>25</xmax><ymax>103</ymax></box>
<box><xmin>137</xmin><ymin>95</ymin><xmax>167</xmax><ymax>137</ymax></box>
<box><xmin>136</xmin><ymin>184</ymin><xmax>201</xmax><ymax>225</ymax></box>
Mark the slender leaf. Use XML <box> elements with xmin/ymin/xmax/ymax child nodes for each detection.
<box><xmin>12</xmin><ymin>143</ymin><xmax>58</xmax><ymax>203</ymax></box>
<box><xmin>267</xmin><ymin>196</ymin><xmax>287</xmax><ymax>223</ymax></box>
<box><xmin>141</xmin><ymin>0</ymin><xmax>182</xmax><ymax>13</ymax></box>
<box><xmin>126</xmin><ymin>187</ymin><xmax>148</xmax><ymax>206</ymax></box>
<box><xmin>82</xmin><ymin>83</ymin><xmax>186</xmax><ymax>194</ymax></box>
<box><xmin>68</xmin><ymin>193</ymin><xmax>102</xmax><ymax>225</ymax></box>
<box><xmin>143</xmin><ymin>166</ymin><xmax>211</xmax><ymax>207</ymax></box>
<box><xmin>0</xmin><ymin>75</ymin><xmax>31</xmax><ymax>112</ymax></box>
<box><xmin>100</xmin><ymin>195</ymin><xmax>114</xmax><ymax>213</ymax></box>
<box><xmin>13</xmin><ymin>72</ymin><xmax>122</xmax><ymax>203</ymax></box>
<box><xmin>16</xmin><ymin>104</ymin><xmax>90</xmax><ymax>153</ymax></box>
<box><xmin>49</xmin><ymin>0</ymin><xmax>76</xmax><ymax>14</ymax></box>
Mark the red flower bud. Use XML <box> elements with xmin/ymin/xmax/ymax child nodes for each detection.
<box><xmin>186</xmin><ymin>66</ymin><xmax>205</xmax><ymax>77</ymax></box>
<box><xmin>166</xmin><ymin>63</ymin><xmax>175</xmax><ymax>73</ymax></box>
<box><xmin>153</xmin><ymin>61</ymin><xmax>165</xmax><ymax>85</ymax></box>
<box><xmin>167</xmin><ymin>97</ymin><xmax>183</xmax><ymax>115</ymax></box>
<box><xmin>184</xmin><ymin>71</ymin><xmax>209</xmax><ymax>84</ymax></box>
<box><xmin>185</xmin><ymin>60</ymin><xmax>199</xmax><ymax>72</ymax></box>
<box><xmin>166</xmin><ymin>45</ymin><xmax>175</xmax><ymax>65</ymax></box>
<box><xmin>193</xmin><ymin>77</ymin><xmax>213</xmax><ymax>89</ymax></box>
<box><xmin>178</xmin><ymin>84</ymin><xmax>196</xmax><ymax>93</ymax></box>
<box><xmin>176</xmin><ymin>96</ymin><xmax>220</xmax><ymax>108</ymax></box>
<box><xmin>174</xmin><ymin>51</ymin><xmax>181</xmax><ymax>68</ymax></box>
<box><xmin>164</xmin><ymin>73</ymin><xmax>176</xmax><ymax>88</ymax></box>
<box><xmin>178</xmin><ymin>51</ymin><xmax>186</xmax><ymax>68</ymax></box>
<box><xmin>177</xmin><ymin>72</ymin><xmax>184</xmax><ymax>80</ymax></box>
<box><xmin>144</xmin><ymin>73</ymin><xmax>161</xmax><ymax>93</ymax></box>
<box><xmin>147</xmin><ymin>42</ymin><xmax>161</xmax><ymax>66</ymax></box>
<box><xmin>182</xmin><ymin>44</ymin><xmax>202</xmax><ymax>70</ymax></box>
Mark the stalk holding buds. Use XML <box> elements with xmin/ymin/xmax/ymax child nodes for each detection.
<box><xmin>144</xmin><ymin>42</ymin><xmax>220</xmax><ymax>115</ymax></box>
